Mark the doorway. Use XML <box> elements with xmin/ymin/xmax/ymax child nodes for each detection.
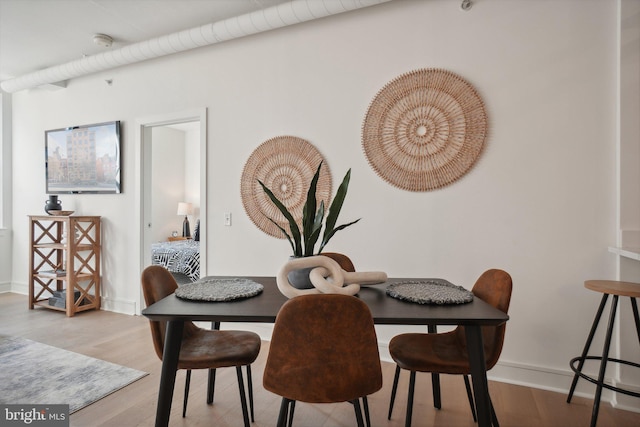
<box><xmin>135</xmin><ymin>108</ymin><xmax>207</xmax><ymax>313</ymax></box>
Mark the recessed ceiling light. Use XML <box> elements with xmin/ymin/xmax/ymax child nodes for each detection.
<box><xmin>93</xmin><ymin>34</ymin><xmax>113</xmax><ymax>48</ymax></box>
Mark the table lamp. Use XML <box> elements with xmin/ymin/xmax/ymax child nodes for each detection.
<box><xmin>177</xmin><ymin>202</ymin><xmax>193</xmax><ymax>238</ymax></box>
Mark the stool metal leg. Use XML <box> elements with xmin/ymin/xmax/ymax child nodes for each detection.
<box><xmin>631</xmin><ymin>297</ymin><xmax>640</xmax><ymax>344</ymax></box>
<box><xmin>590</xmin><ymin>295</ymin><xmax>618</xmax><ymax>427</ymax></box>
<box><xmin>567</xmin><ymin>294</ymin><xmax>610</xmax><ymax>403</ymax></box>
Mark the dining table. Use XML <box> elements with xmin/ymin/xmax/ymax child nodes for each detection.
<box><xmin>142</xmin><ymin>276</ymin><xmax>509</xmax><ymax>427</ymax></box>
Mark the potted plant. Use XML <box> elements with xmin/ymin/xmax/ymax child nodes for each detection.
<box><xmin>258</xmin><ymin>161</ymin><xmax>359</xmax><ymax>287</ymax></box>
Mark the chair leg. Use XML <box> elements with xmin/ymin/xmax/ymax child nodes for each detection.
<box><xmin>235</xmin><ymin>366</ymin><xmax>250</xmax><ymax>427</ymax></box>
<box><xmin>490</xmin><ymin>395</ymin><xmax>499</xmax><ymax>427</ymax></box>
<box><xmin>463</xmin><ymin>374</ymin><xmax>478</xmax><ymax>422</ymax></box>
<box><xmin>351</xmin><ymin>399</ymin><xmax>365</xmax><ymax>427</ymax></box>
<box><xmin>207</xmin><ymin>368</ymin><xmax>216</xmax><ymax>404</ymax></box>
<box><xmin>182</xmin><ymin>369</ymin><xmax>191</xmax><ymax>417</ymax></box>
<box><xmin>246</xmin><ymin>365</ymin><xmax>255</xmax><ymax>422</ymax></box>
<box><xmin>388</xmin><ymin>365</ymin><xmax>401</xmax><ymax>419</ymax></box>
<box><xmin>431</xmin><ymin>372</ymin><xmax>442</xmax><ymax>409</ymax></box>
<box><xmin>362</xmin><ymin>396</ymin><xmax>371</xmax><ymax>427</ymax></box>
<box><xmin>405</xmin><ymin>371</ymin><xmax>417</xmax><ymax>427</ymax></box>
<box><xmin>288</xmin><ymin>400</ymin><xmax>295</xmax><ymax>427</ymax></box>
<box><xmin>276</xmin><ymin>398</ymin><xmax>293</xmax><ymax>427</ymax></box>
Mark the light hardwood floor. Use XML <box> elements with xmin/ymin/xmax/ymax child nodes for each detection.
<box><xmin>1</xmin><ymin>292</ymin><xmax>638</xmax><ymax>427</ymax></box>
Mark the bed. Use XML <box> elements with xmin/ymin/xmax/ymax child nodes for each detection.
<box><xmin>151</xmin><ymin>239</ymin><xmax>200</xmax><ymax>282</ymax></box>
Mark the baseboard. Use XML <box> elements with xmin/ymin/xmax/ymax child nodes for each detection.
<box><xmin>612</xmin><ymin>380</ymin><xmax>640</xmax><ymax>412</ymax></box>
<box><xmin>10</xmin><ymin>282</ymin><xmax>27</xmax><ymax>295</ymax></box>
<box><xmin>0</xmin><ymin>282</ymin><xmax>11</xmax><ymax>293</ymax></box>
<box><xmin>101</xmin><ymin>297</ymin><xmax>137</xmax><ymax>315</ymax></box>
<box><xmin>488</xmin><ymin>359</ymin><xmax>596</xmax><ymax>395</ymax></box>
<box><xmin>474</xmin><ymin>359</ymin><xmax>640</xmax><ymax>412</ymax></box>
<box><xmin>9</xmin><ymin>282</ymin><xmax>138</xmax><ymax>316</ymax></box>
<box><xmin>378</xmin><ymin>342</ymin><xmax>639</xmax><ymax>412</ymax></box>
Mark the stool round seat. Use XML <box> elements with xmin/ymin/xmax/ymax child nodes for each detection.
<box><xmin>584</xmin><ymin>280</ymin><xmax>640</xmax><ymax>297</ymax></box>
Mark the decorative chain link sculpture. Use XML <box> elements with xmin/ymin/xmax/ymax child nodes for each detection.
<box><xmin>276</xmin><ymin>255</ymin><xmax>387</xmax><ymax>299</ymax></box>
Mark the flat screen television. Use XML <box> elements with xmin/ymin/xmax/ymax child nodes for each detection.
<box><xmin>45</xmin><ymin>120</ymin><xmax>121</xmax><ymax>194</ymax></box>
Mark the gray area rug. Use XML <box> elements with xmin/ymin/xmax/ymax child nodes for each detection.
<box><xmin>0</xmin><ymin>336</ymin><xmax>148</xmax><ymax>413</ymax></box>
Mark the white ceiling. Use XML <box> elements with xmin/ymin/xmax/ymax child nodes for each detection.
<box><xmin>0</xmin><ymin>0</ymin><xmax>290</xmax><ymax>82</ymax></box>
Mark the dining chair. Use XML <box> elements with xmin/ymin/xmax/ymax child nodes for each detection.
<box><xmin>320</xmin><ymin>252</ymin><xmax>356</xmax><ymax>273</ymax></box>
<box><xmin>141</xmin><ymin>265</ymin><xmax>261</xmax><ymax>426</ymax></box>
<box><xmin>387</xmin><ymin>268</ymin><xmax>512</xmax><ymax>427</ymax></box>
<box><xmin>317</xmin><ymin>253</ymin><xmax>375</xmax><ymax>426</ymax></box>
<box><xmin>263</xmin><ymin>293</ymin><xmax>383</xmax><ymax>427</ymax></box>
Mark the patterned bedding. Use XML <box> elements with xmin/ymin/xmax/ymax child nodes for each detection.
<box><xmin>151</xmin><ymin>240</ymin><xmax>200</xmax><ymax>282</ymax></box>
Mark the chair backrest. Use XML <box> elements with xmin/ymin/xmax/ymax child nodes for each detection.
<box><xmin>320</xmin><ymin>252</ymin><xmax>356</xmax><ymax>272</ymax></box>
<box><xmin>457</xmin><ymin>268</ymin><xmax>513</xmax><ymax>369</ymax></box>
<box><xmin>263</xmin><ymin>293</ymin><xmax>382</xmax><ymax>403</ymax></box>
<box><xmin>141</xmin><ymin>265</ymin><xmax>199</xmax><ymax>361</ymax></box>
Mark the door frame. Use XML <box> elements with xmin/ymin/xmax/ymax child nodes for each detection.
<box><xmin>134</xmin><ymin>108</ymin><xmax>207</xmax><ymax>314</ymax></box>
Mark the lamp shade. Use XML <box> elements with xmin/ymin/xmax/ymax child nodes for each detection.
<box><xmin>177</xmin><ymin>202</ymin><xmax>193</xmax><ymax>216</ymax></box>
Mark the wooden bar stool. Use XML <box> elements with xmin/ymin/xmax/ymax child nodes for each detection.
<box><xmin>567</xmin><ymin>280</ymin><xmax>640</xmax><ymax>427</ymax></box>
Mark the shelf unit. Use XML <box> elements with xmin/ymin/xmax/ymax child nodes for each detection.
<box><xmin>28</xmin><ymin>215</ymin><xmax>101</xmax><ymax>317</ymax></box>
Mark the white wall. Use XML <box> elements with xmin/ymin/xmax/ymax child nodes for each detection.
<box><xmin>183</xmin><ymin>127</ymin><xmax>201</xmax><ymax>222</ymax></box>
<box><xmin>0</xmin><ymin>92</ymin><xmax>12</xmax><ymax>292</ymax></box>
<box><xmin>151</xmin><ymin>127</ymin><xmax>186</xmax><ymax>242</ymax></box>
<box><xmin>7</xmin><ymin>0</ymin><xmax>634</xmax><ymax>404</ymax></box>
<box><xmin>615</xmin><ymin>0</ymin><xmax>640</xmax><ymax>410</ymax></box>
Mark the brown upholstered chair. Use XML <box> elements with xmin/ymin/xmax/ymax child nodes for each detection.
<box><xmin>141</xmin><ymin>265</ymin><xmax>261</xmax><ymax>425</ymax></box>
<box><xmin>263</xmin><ymin>293</ymin><xmax>383</xmax><ymax>427</ymax></box>
<box><xmin>317</xmin><ymin>252</ymin><xmax>375</xmax><ymax>426</ymax></box>
<box><xmin>387</xmin><ymin>269</ymin><xmax>512</xmax><ymax>427</ymax></box>
<box><xmin>320</xmin><ymin>252</ymin><xmax>356</xmax><ymax>273</ymax></box>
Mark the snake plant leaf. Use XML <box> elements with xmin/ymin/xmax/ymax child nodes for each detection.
<box><xmin>258</xmin><ymin>179</ymin><xmax>303</xmax><ymax>256</ymax></box>
<box><xmin>302</xmin><ymin>162</ymin><xmax>322</xmax><ymax>244</ymax></box>
<box><xmin>259</xmin><ymin>162</ymin><xmax>359</xmax><ymax>257</ymax></box>
<box><xmin>323</xmin><ymin>168</ymin><xmax>351</xmax><ymax>245</ymax></box>
<box><xmin>304</xmin><ymin>201</ymin><xmax>324</xmax><ymax>256</ymax></box>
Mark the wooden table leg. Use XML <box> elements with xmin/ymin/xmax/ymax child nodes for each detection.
<box><xmin>465</xmin><ymin>324</ymin><xmax>491</xmax><ymax>427</ymax></box>
<box><xmin>155</xmin><ymin>320</ymin><xmax>184</xmax><ymax>427</ymax></box>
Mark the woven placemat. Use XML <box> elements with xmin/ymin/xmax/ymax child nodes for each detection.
<box><xmin>386</xmin><ymin>279</ymin><xmax>474</xmax><ymax>305</ymax></box>
<box><xmin>175</xmin><ymin>277</ymin><xmax>264</xmax><ymax>302</ymax></box>
<box><xmin>240</xmin><ymin>136</ymin><xmax>332</xmax><ymax>239</ymax></box>
<box><xmin>362</xmin><ymin>68</ymin><xmax>488</xmax><ymax>191</ymax></box>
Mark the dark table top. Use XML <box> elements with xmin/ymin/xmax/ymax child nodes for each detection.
<box><xmin>142</xmin><ymin>277</ymin><xmax>509</xmax><ymax>326</ymax></box>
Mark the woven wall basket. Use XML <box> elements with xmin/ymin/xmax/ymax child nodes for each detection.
<box><xmin>362</xmin><ymin>68</ymin><xmax>488</xmax><ymax>191</ymax></box>
<box><xmin>241</xmin><ymin>136</ymin><xmax>332</xmax><ymax>239</ymax></box>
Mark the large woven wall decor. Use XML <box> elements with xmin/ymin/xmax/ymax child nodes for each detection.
<box><xmin>362</xmin><ymin>68</ymin><xmax>488</xmax><ymax>191</ymax></box>
<box><xmin>241</xmin><ymin>136</ymin><xmax>332</xmax><ymax>239</ymax></box>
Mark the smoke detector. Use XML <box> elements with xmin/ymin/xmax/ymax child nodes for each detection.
<box><xmin>93</xmin><ymin>34</ymin><xmax>113</xmax><ymax>48</ymax></box>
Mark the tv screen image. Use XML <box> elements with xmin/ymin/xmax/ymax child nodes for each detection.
<box><xmin>45</xmin><ymin>121</ymin><xmax>121</xmax><ymax>194</ymax></box>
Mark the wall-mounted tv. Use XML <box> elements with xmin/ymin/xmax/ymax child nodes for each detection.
<box><xmin>45</xmin><ymin>120</ymin><xmax>121</xmax><ymax>194</ymax></box>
